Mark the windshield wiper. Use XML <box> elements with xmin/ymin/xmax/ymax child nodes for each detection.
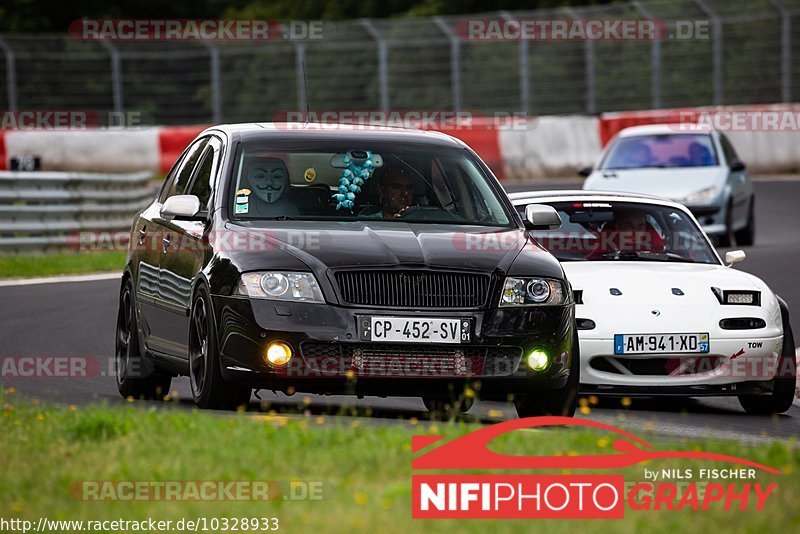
<box><xmin>257</xmin><ymin>215</ymin><xmax>298</xmax><ymax>221</ymax></box>
<box><xmin>602</xmin><ymin>250</ymin><xmax>695</xmax><ymax>263</ymax></box>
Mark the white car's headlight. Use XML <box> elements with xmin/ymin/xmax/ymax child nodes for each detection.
<box><xmin>682</xmin><ymin>186</ymin><xmax>719</xmax><ymax>205</ymax></box>
<box><xmin>711</xmin><ymin>287</ymin><xmax>761</xmax><ymax>306</ymax></box>
<box><xmin>499</xmin><ymin>277</ymin><xmax>566</xmax><ymax>307</ymax></box>
<box><xmin>234</xmin><ymin>272</ymin><xmax>325</xmax><ymax>303</ymax></box>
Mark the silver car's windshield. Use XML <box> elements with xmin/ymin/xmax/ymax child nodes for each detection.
<box><xmin>229</xmin><ymin>140</ymin><xmax>513</xmax><ymax>227</ymax></box>
<box><xmin>601</xmin><ymin>134</ymin><xmax>718</xmax><ymax>170</ymax></box>
<box><xmin>519</xmin><ymin>201</ymin><xmax>719</xmax><ymax>264</ymax></box>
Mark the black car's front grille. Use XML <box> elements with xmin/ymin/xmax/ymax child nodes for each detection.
<box><xmin>334</xmin><ymin>271</ymin><xmax>490</xmax><ymax>308</ymax></box>
<box><xmin>300</xmin><ymin>343</ymin><xmax>521</xmax><ymax>378</ymax></box>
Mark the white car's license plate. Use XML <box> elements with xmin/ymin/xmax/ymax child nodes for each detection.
<box><xmin>614</xmin><ymin>333</ymin><xmax>709</xmax><ymax>355</ymax></box>
<box><xmin>361</xmin><ymin>316</ymin><xmax>472</xmax><ymax>344</ymax></box>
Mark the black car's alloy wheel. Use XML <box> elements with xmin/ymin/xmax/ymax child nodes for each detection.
<box><xmin>115</xmin><ymin>278</ymin><xmax>171</xmax><ymax>399</ymax></box>
<box><xmin>189</xmin><ymin>285</ymin><xmax>252</xmax><ymax>410</ymax></box>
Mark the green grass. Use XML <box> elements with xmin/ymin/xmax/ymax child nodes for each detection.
<box><xmin>1</xmin><ymin>390</ymin><xmax>798</xmax><ymax>533</ymax></box>
<box><xmin>0</xmin><ymin>251</ymin><xmax>126</xmax><ymax>279</ymax></box>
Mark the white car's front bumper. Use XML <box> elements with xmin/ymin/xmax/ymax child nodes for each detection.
<box><xmin>579</xmin><ymin>334</ymin><xmax>783</xmax><ymax>392</ymax></box>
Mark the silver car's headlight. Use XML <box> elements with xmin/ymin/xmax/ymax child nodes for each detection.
<box><xmin>682</xmin><ymin>185</ymin><xmax>719</xmax><ymax>205</ymax></box>
<box><xmin>499</xmin><ymin>277</ymin><xmax>566</xmax><ymax>307</ymax></box>
<box><xmin>233</xmin><ymin>272</ymin><xmax>324</xmax><ymax>303</ymax></box>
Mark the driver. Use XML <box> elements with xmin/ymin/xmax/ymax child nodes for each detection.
<box><xmin>245</xmin><ymin>157</ymin><xmax>298</xmax><ymax>217</ymax></box>
<box><xmin>623</xmin><ymin>140</ymin><xmax>655</xmax><ymax>167</ymax></box>
<box><xmin>363</xmin><ymin>166</ymin><xmax>415</xmax><ymax>218</ymax></box>
<box><xmin>588</xmin><ymin>210</ymin><xmax>665</xmax><ymax>259</ymax></box>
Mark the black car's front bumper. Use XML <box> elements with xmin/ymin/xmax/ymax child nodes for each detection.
<box><xmin>211</xmin><ymin>294</ymin><xmax>575</xmax><ymax>399</ymax></box>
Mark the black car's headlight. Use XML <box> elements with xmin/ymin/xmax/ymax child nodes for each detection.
<box><xmin>234</xmin><ymin>272</ymin><xmax>325</xmax><ymax>303</ymax></box>
<box><xmin>499</xmin><ymin>277</ymin><xmax>566</xmax><ymax>307</ymax></box>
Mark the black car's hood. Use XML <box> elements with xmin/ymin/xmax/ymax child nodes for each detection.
<box><xmin>224</xmin><ymin>220</ymin><xmax>563</xmax><ymax>278</ymax></box>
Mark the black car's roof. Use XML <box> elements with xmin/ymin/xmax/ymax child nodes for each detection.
<box><xmin>203</xmin><ymin>123</ymin><xmax>467</xmax><ymax>148</ymax></box>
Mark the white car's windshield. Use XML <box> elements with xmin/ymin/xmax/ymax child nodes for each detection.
<box><xmin>229</xmin><ymin>140</ymin><xmax>513</xmax><ymax>227</ymax></box>
<box><xmin>601</xmin><ymin>134</ymin><xmax>718</xmax><ymax>170</ymax></box>
<box><xmin>520</xmin><ymin>201</ymin><xmax>719</xmax><ymax>264</ymax></box>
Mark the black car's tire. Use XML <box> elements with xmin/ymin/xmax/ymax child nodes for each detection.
<box><xmin>189</xmin><ymin>285</ymin><xmax>252</xmax><ymax>410</ymax></box>
<box><xmin>515</xmin><ymin>333</ymin><xmax>580</xmax><ymax>418</ymax></box>
<box><xmin>734</xmin><ymin>199</ymin><xmax>755</xmax><ymax>247</ymax></box>
<box><xmin>115</xmin><ymin>278</ymin><xmax>172</xmax><ymax>400</ymax></box>
<box><xmin>716</xmin><ymin>201</ymin><xmax>734</xmax><ymax>247</ymax></box>
<box><xmin>738</xmin><ymin>322</ymin><xmax>796</xmax><ymax>415</ymax></box>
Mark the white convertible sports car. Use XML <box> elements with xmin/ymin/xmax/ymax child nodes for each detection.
<box><xmin>509</xmin><ymin>190</ymin><xmax>795</xmax><ymax>414</ymax></box>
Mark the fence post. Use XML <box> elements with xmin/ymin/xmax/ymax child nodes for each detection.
<box><xmin>500</xmin><ymin>11</ymin><xmax>529</xmax><ymax>115</ymax></box>
<box><xmin>632</xmin><ymin>2</ymin><xmax>662</xmax><ymax>109</ymax></box>
<box><xmin>100</xmin><ymin>41</ymin><xmax>124</xmax><ymax>115</ymax></box>
<box><xmin>769</xmin><ymin>0</ymin><xmax>792</xmax><ymax>103</ymax></box>
<box><xmin>360</xmin><ymin>19</ymin><xmax>390</xmax><ymax>113</ymax></box>
<box><xmin>0</xmin><ymin>35</ymin><xmax>17</xmax><ymax>111</ymax></box>
<box><xmin>202</xmin><ymin>42</ymin><xmax>222</xmax><ymax>123</ymax></box>
<box><xmin>433</xmin><ymin>17</ymin><xmax>462</xmax><ymax>112</ymax></box>
<box><xmin>564</xmin><ymin>8</ymin><xmax>596</xmax><ymax>114</ymax></box>
<box><xmin>694</xmin><ymin>0</ymin><xmax>723</xmax><ymax>105</ymax></box>
<box><xmin>294</xmin><ymin>42</ymin><xmax>308</xmax><ymax>114</ymax></box>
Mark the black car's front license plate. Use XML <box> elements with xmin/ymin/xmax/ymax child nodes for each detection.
<box><xmin>359</xmin><ymin>316</ymin><xmax>473</xmax><ymax>343</ymax></box>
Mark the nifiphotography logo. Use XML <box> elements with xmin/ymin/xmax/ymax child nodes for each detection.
<box><xmin>411</xmin><ymin>417</ymin><xmax>781</xmax><ymax>519</ymax></box>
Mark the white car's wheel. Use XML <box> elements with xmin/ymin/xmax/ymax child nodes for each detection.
<box><xmin>738</xmin><ymin>323</ymin><xmax>795</xmax><ymax>415</ymax></box>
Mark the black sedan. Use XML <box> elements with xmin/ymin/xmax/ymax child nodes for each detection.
<box><xmin>116</xmin><ymin>124</ymin><xmax>578</xmax><ymax>416</ymax></box>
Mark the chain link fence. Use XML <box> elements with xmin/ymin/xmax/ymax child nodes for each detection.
<box><xmin>0</xmin><ymin>0</ymin><xmax>798</xmax><ymax>125</ymax></box>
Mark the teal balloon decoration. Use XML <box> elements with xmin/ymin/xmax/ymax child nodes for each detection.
<box><xmin>333</xmin><ymin>150</ymin><xmax>375</xmax><ymax>210</ymax></box>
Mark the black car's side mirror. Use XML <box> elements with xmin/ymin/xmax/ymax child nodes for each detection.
<box><xmin>160</xmin><ymin>195</ymin><xmax>206</xmax><ymax>222</ymax></box>
<box><xmin>730</xmin><ymin>161</ymin><xmax>746</xmax><ymax>172</ymax></box>
<box><xmin>577</xmin><ymin>166</ymin><xmax>593</xmax><ymax>177</ymax></box>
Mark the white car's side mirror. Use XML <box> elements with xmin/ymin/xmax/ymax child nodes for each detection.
<box><xmin>525</xmin><ymin>204</ymin><xmax>562</xmax><ymax>230</ymax></box>
<box><xmin>161</xmin><ymin>195</ymin><xmax>202</xmax><ymax>221</ymax></box>
<box><xmin>725</xmin><ymin>250</ymin><xmax>746</xmax><ymax>266</ymax></box>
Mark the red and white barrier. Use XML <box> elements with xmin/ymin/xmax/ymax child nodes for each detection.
<box><xmin>2</xmin><ymin>103</ymin><xmax>799</xmax><ymax>178</ymax></box>
<box><xmin>1</xmin><ymin>128</ymin><xmax>162</xmax><ymax>173</ymax></box>
<box><xmin>498</xmin><ymin>115</ymin><xmax>601</xmax><ymax>181</ymax></box>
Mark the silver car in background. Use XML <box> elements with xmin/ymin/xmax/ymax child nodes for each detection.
<box><xmin>581</xmin><ymin>124</ymin><xmax>755</xmax><ymax>246</ymax></box>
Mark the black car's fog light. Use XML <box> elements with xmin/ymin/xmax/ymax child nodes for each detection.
<box><xmin>526</xmin><ymin>349</ymin><xmax>550</xmax><ymax>371</ymax></box>
<box><xmin>265</xmin><ymin>341</ymin><xmax>293</xmax><ymax>366</ymax></box>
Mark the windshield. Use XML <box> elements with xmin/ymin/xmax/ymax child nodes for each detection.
<box><xmin>229</xmin><ymin>140</ymin><xmax>513</xmax><ymax>227</ymax></box>
<box><xmin>518</xmin><ymin>201</ymin><xmax>719</xmax><ymax>264</ymax></box>
<box><xmin>601</xmin><ymin>134</ymin><xmax>718</xmax><ymax>170</ymax></box>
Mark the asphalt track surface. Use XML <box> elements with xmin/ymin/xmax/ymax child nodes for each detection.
<box><xmin>1</xmin><ymin>179</ymin><xmax>799</xmax><ymax>443</ymax></box>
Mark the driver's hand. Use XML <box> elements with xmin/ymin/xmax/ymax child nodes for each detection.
<box><xmin>392</xmin><ymin>206</ymin><xmax>410</xmax><ymax>218</ymax></box>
